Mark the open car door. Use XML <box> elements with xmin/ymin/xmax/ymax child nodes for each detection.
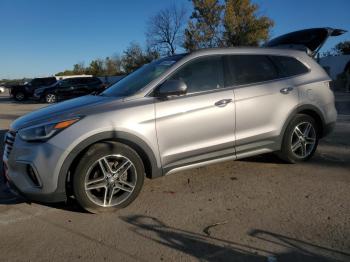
<box><xmin>265</xmin><ymin>27</ymin><xmax>347</xmax><ymax>57</ymax></box>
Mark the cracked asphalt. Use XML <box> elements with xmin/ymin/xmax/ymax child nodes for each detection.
<box><xmin>0</xmin><ymin>90</ymin><xmax>349</xmax><ymax>262</ymax></box>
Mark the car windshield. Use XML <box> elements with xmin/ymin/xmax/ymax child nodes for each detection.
<box><xmin>102</xmin><ymin>54</ymin><xmax>186</xmax><ymax>97</ymax></box>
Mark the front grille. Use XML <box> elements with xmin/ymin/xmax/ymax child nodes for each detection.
<box><xmin>4</xmin><ymin>131</ymin><xmax>16</xmax><ymax>158</ymax></box>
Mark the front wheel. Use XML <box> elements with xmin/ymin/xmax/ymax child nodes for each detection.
<box><xmin>14</xmin><ymin>91</ymin><xmax>26</xmax><ymax>101</ymax></box>
<box><xmin>45</xmin><ymin>93</ymin><xmax>57</xmax><ymax>103</ymax></box>
<box><xmin>278</xmin><ymin>114</ymin><xmax>319</xmax><ymax>163</ymax></box>
<box><xmin>73</xmin><ymin>142</ymin><xmax>145</xmax><ymax>213</ymax></box>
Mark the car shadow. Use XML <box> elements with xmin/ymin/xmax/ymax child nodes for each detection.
<box><xmin>239</xmin><ymin>153</ymin><xmax>287</xmax><ymax>164</ymax></box>
<box><xmin>121</xmin><ymin>215</ymin><xmax>350</xmax><ymax>262</ymax></box>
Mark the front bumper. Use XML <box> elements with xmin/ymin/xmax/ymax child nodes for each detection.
<box><xmin>2</xmin><ymin>132</ymin><xmax>67</xmax><ymax>203</ymax></box>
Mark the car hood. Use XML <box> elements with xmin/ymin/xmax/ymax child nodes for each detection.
<box><xmin>265</xmin><ymin>27</ymin><xmax>347</xmax><ymax>57</ymax></box>
<box><xmin>10</xmin><ymin>95</ymin><xmax>120</xmax><ymax>131</ymax></box>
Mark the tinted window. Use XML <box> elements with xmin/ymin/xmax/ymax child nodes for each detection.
<box><xmin>59</xmin><ymin>79</ymin><xmax>77</xmax><ymax>87</ymax></box>
<box><xmin>31</xmin><ymin>79</ymin><xmax>42</xmax><ymax>86</ymax></box>
<box><xmin>89</xmin><ymin>77</ymin><xmax>102</xmax><ymax>85</ymax></box>
<box><xmin>32</xmin><ymin>78</ymin><xmax>56</xmax><ymax>86</ymax></box>
<box><xmin>270</xmin><ymin>56</ymin><xmax>309</xmax><ymax>77</ymax></box>
<box><xmin>224</xmin><ymin>55</ymin><xmax>278</xmax><ymax>86</ymax></box>
<box><xmin>169</xmin><ymin>56</ymin><xmax>223</xmax><ymax>93</ymax></box>
<box><xmin>79</xmin><ymin>78</ymin><xmax>92</xmax><ymax>84</ymax></box>
<box><xmin>42</xmin><ymin>77</ymin><xmax>56</xmax><ymax>85</ymax></box>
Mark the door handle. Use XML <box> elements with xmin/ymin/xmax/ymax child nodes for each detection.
<box><xmin>280</xmin><ymin>87</ymin><xmax>294</xmax><ymax>94</ymax></box>
<box><xmin>215</xmin><ymin>99</ymin><xmax>233</xmax><ymax>107</ymax></box>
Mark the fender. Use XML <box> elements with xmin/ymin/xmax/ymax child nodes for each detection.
<box><xmin>280</xmin><ymin>104</ymin><xmax>327</xmax><ymax>141</ymax></box>
<box><xmin>54</xmin><ymin>131</ymin><xmax>162</xmax><ymax>199</ymax></box>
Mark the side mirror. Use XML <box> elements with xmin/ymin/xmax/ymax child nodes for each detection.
<box><xmin>157</xmin><ymin>79</ymin><xmax>187</xmax><ymax>97</ymax></box>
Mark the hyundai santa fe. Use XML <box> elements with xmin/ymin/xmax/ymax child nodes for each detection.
<box><xmin>2</xmin><ymin>28</ymin><xmax>344</xmax><ymax>213</ymax></box>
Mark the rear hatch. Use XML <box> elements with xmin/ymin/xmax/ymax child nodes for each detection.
<box><xmin>265</xmin><ymin>27</ymin><xmax>347</xmax><ymax>57</ymax></box>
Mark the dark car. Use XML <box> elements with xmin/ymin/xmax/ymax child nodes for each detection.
<box><xmin>33</xmin><ymin>77</ymin><xmax>104</xmax><ymax>103</ymax></box>
<box><xmin>9</xmin><ymin>77</ymin><xmax>57</xmax><ymax>101</ymax></box>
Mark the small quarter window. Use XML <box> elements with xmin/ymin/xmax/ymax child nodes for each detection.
<box><xmin>270</xmin><ymin>56</ymin><xmax>309</xmax><ymax>77</ymax></box>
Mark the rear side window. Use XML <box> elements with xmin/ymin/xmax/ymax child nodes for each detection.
<box><xmin>270</xmin><ymin>56</ymin><xmax>309</xmax><ymax>77</ymax></box>
<box><xmin>90</xmin><ymin>77</ymin><xmax>102</xmax><ymax>85</ymax></box>
<box><xmin>224</xmin><ymin>55</ymin><xmax>278</xmax><ymax>87</ymax></box>
<box><xmin>79</xmin><ymin>78</ymin><xmax>91</xmax><ymax>84</ymax></box>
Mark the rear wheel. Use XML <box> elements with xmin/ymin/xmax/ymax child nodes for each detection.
<box><xmin>45</xmin><ymin>93</ymin><xmax>57</xmax><ymax>103</ymax></box>
<box><xmin>73</xmin><ymin>142</ymin><xmax>145</xmax><ymax>213</ymax></box>
<box><xmin>278</xmin><ymin>114</ymin><xmax>319</xmax><ymax>163</ymax></box>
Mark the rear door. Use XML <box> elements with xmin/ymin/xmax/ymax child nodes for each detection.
<box><xmin>224</xmin><ymin>54</ymin><xmax>300</xmax><ymax>158</ymax></box>
<box><xmin>155</xmin><ymin>56</ymin><xmax>236</xmax><ymax>170</ymax></box>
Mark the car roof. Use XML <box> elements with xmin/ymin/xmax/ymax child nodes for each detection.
<box><xmin>187</xmin><ymin>47</ymin><xmax>308</xmax><ymax>58</ymax></box>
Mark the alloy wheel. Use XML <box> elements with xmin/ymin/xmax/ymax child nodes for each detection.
<box><xmin>46</xmin><ymin>94</ymin><xmax>56</xmax><ymax>103</ymax></box>
<box><xmin>290</xmin><ymin>122</ymin><xmax>316</xmax><ymax>158</ymax></box>
<box><xmin>84</xmin><ymin>154</ymin><xmax>137</xmax><ymax>207</ymax></box>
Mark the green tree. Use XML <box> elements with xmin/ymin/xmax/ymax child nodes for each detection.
<box><xmin>121</xmin><ymin>42</ymin><xmax>159</xmax><ymax>74</ymax></box>
<box><xmin>73</xmin><ymin>62</ymin><xmax>85</xmax><ymax>75</ymax></box>
<box><xmin>184</xmin><ymin>0</ymin><xmax>224</xmax><ymax>51</ymax></box>
<box><xmin>105</xmin><ymin>56</ymin><xmax>122</xmax><ymax>76</ymax></box>
<box><xmin>56</xmin><ymin>70</ymin><xmax>74</xmax><ymax>76</ymax></box>
<box><xmin>184</xmin><ymin>0</ymin><xmax>274</xmax><ymax>51</ymax></box>
<box><xmin>86</xmin><ymin>59</ymin><xmax>105</xmax><ymax>76</ymax></box>
<box><xmin>223</xmin><ymin>0</ymin><xmax>274</xmax><ymax>46</ymax></box>
<box><xmin>334</xmin><ymin>41</ymin><xmax>350</xmax><ymax>55</ymax></box>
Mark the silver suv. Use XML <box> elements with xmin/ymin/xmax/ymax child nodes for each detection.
<box><xmin>3</xmin><ymin>28</ymin><xmax>343</xmax><ymax>213</ymax></box>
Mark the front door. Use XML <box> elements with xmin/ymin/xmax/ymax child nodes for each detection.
<box><xmin>155</xmin><ymin>56</ymin><xmax>236</xmax><ymax>170</ymax></box>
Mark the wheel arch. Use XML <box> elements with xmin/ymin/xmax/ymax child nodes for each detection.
<box><xmin>56</xmin><ymin>131</ymin><xmax>162</xmax><ymax>198</ymax></box>
<box><xmin>281</xmin><ymin>104</ymin><xmax>326</xmax><ymax>140</ymax></box>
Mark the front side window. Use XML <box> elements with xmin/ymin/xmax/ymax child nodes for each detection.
<box><xmin>224</xmin><ymin>55</ymin><xmax>278</xmax><ymax>87</ymax></box>
<box><xmin>31</xmin><ymin>79</ymin><xmax>42</xmax><ymax>86</ymax></box>
<box><xmin>169</xmin><ymin>56</ymin><xmax>224</xmax><ymax>94</ymax></box>
<box><xmin>43</xmin><ymin>78</ymin><xmax>56</xmax><ymax>85</ymax></box>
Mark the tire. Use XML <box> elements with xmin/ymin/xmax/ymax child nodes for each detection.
<box><xmin>73</xmin><ymin>141</ymin><xmax>145</xmax><ymax>213</ymax></box>
<box><xmin>45</xmin><ymin>93</ymin><xmax>57</xmax><ymax>103</ymax></box>
<box><xmin>14</xmin><ymin>91</ymin><xmax>26</xmax><ymax>101</ymax></box>
<box><xmin>278</xmin><ymin>114</ymin><xmax>319</xmax><ymax>163</ymax></box>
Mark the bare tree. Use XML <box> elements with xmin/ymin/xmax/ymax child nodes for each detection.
<box><xmin>146</xmin><ymin>4</ymin><xmax>187</xmax><ymax>55</ymax></box>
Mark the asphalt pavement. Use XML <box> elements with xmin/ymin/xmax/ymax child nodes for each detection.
<box><xmin>0</xmin><ymin>90</ymin><xmax>349</xmax><ymax>262</ymax></box>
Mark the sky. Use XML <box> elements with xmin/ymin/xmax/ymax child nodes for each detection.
<box><xmin>0</xmin><ymin>0</ymin><xmax>349</xmax><ymax>79</ymax></box>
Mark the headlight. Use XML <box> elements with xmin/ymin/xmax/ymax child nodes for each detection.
<box><xmin>18</xmin><ymin>118</ymin><xmax>81</xmax><ymax>142</ymax></box>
